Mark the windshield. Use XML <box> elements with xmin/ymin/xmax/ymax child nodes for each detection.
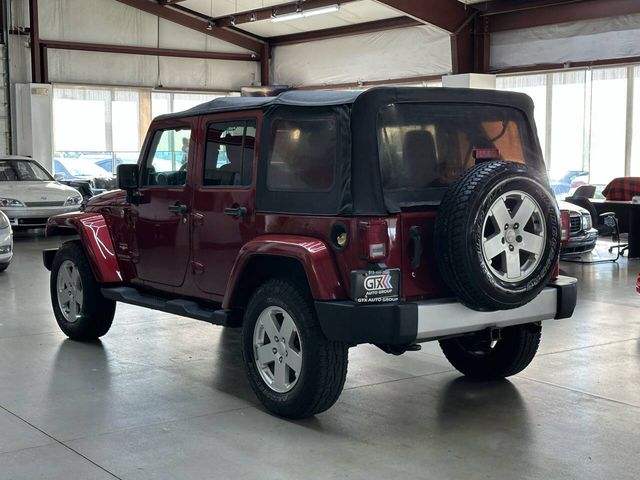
<box><xmin>0</xmin><ymin>159</ymin><xmax>53</xmax><ymax>181</ymax></box>
<box><xmin>377</xmin><ymin>103</ymin><xmax>539</xmax><ymax>205</ymax></box>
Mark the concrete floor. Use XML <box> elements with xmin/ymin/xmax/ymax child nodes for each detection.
<box><xmin>1</xmin><ymin>233</ymin><xmax>639</xmax><ymax>480</ymax></box>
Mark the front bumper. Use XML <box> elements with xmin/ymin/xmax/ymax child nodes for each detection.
<box><xmin>561</xmin><ymin>229</ymin><xmax>597</xmax><ymax>256</ymax></box>
<box><xmin>1</xmin><ymin>206</ymin><xmax>80</xmax><ymax>227</ymax></box>
<box><xmin>0</xmin><ymin>226</ymin><xmax>12</xmax><ymax>263</ymax></box>
<box><xmin>315</xmin><ymin>276</ymin><xmax>577</xmax><ymax>345</ymax></box>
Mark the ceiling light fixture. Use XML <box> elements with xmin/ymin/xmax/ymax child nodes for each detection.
<box><xmin>271</xmin><ymin>4</ymin><xmax>339</xmax><ymax>23</ymax></box>
<box><xmin>206</xmin><ymin>18</ymin><xmax>214</xmax><ymax>30</ymax></box>
<box><xmin>230</xmin><ymin>15</ymin><xmax>237</xmax><ymax>26</ymax></box>
<box><xmin>249</xmin><ymin>12</ymin><xmax>257</xmax><ymax>22</ymax></box>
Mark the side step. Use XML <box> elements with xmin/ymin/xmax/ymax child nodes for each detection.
<box><xmin>101</xmin><ymin>286</ymin><xmax>241</xmax><ymax>327</ymax></box>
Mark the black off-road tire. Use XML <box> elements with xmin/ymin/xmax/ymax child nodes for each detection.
<box><xmin>241</xmin><ymin>278</ymin><xmax>348</xmax><ymax>419</ymax></box>
<box><xmin>50</xmin><ymin>242</ymin><xmax>116</xmax><ymax>340</ymax></box>
<box><xmin>0</xmin><ymin>262</ymin><xmax>9</xmax><ymax>272</ymax></box>
<box><xmin>434</xmin><ymin>160</ymin><xmax>559</xmax><ymax>311</ymax></box>
<box><xmin>440</xmin><ymin>323</ymin><xmax>542</xmax><ymax>379</ymax></box>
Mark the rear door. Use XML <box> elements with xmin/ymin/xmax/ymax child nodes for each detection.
<box><xmin>129</xmin><ymin>122</ymin><xmax>194</xmax><ymax>288</ymax></box>
<box><xmin>191</xmin><ymin>115</ymin><xmax>258</xmax><ymax>296</ymax></box>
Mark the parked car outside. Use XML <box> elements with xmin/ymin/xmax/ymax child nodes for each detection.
<box><xmin>0</xmin><ymin>211</ymin><xmax>12</xmax><ymax>271</ymax></box>
<box><xmin>0</xmin><ymin>156</ymin><xmax>83</xmax><ymax>229</ymax></box>
<box><xmin>558</xmin><ymin>200</ymin><xmax>597</xmax><ymax>256</ymax></box>
<box><xmin>54</xmin><ymin>157</ymin><xmax>116</xmax><ymax>191</ymax></box>
<box><xmin>44</xmin><ymin>88</ymin><xmax>577</xmax><ymax>419</ymax></box>
<box><xmin>92</xmin><ymin>153</ymin><xmax>139</xmax><ymax>174</ymax></box>
<box><xmin>551</xmin><ymin>170</ymin><xmax>589</xmax><ymax>197</ymax></box>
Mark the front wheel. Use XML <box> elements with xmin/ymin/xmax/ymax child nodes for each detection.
<box><xmin>241</xmin><ymin>278</ymin><xmax>348</xmax><ymax>419</ymax></box>
<box><xmin>439</xmin><ymin>323</ymin><xmax>541</xmax><ymax>380</ymax></box>
<box><xmin>0</xmin><ymin>262</ymin><xmax>9</xmax><ymax>272</ymax></box>
<box><xmin>50</xmin><ymin>242</ymin><xmax>116</xmax><ymax>340</ymax></box>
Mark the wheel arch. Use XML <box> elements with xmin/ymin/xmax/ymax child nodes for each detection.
<box><xmin>223</xmin><ymin>235</ymin><xmax>346</xmax><ymax>310</ymax></box>
<box><xmin>46</xmin><ymin>213</ymin><xmax>122</xmax><ymax>283</ymax></box>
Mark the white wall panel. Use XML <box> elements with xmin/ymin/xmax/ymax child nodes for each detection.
<box><xmin>491</xmin><ymin>14</ymin><xmax>640</xmax><ymax>70</ymax></box>
<box><xmin>272</xmin><ymin>25</ymin><xmax>452</xmax><ymax>86</ymax></box>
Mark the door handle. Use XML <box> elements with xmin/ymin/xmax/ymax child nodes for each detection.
<box><xmin>224</xmin><ymin>206</ymin><xmax>247</xmax><ymax>218</ymax></box>
<box><xmin>168</xmin><ymin>202</ymin><xmax>188</xmax><ymax>214</ymax></box>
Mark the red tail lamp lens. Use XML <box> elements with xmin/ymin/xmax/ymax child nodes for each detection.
<box><xmin>358</xmin><ymin>220</ymin><xmax>389</xmax><ymax>261</ymax></box>
<box><xmin>560</xmin><ymin>210</ymin><xmax>570</xmax><ymax>242</ymax></box>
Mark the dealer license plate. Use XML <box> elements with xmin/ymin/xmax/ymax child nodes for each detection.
<box><xmin>351</xmin><ymin>269</ymin><xmax>400</xmax><ymax>304</ymax></box>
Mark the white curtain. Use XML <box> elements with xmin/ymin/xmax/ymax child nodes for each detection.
<box><xmin>38</xmin><ymin>0</ymin><xmax>257</xmax><ymax>89</ymax></box>
<box><xmin>272</xmin><ymin>25</ymin><xmax>452</xmax><ymax>87</ymax></box>
<box><xmin>491</xmin><ymin>14</ymin><xmax>640</xmax><ymax>70</ymax></box>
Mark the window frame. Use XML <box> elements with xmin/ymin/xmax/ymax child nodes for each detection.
<box><xmin>140</xmin><ymin>124</ymin><xmax>193</xmax><ymax>189</ymax></box>
<box><xmin>201</xmin><ymin>117</ymin><xmax>257</xmax><ymax>190</ymax></box>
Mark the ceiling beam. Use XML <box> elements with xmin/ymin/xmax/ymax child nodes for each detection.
<box><xmin>39</xmin><ymin>39</ymin><xmax>260</xmax><ymax>61</ymax></box>
<box><xmin>212</xmin><ymin>0</ymin><xmax>358</xmax><ymax>28</ymax></box>
<box><xmin>115</xmin><ymin>0</ymin><xmax>264</xmax><ymax>52</ymax></box>
<box><xmin>487</xmin><ymin>0</ymin><xmax>640</xmax><ymax>32</ymax></box>
<box><xmin>270</xmin><ymin>16</ymin><xmax>420</xmax><ymax>46</ymax></box>
<box><xmin>373</xmin><ymin>0</ymin><xmax>471</xmax><ymax>33</ymax></box>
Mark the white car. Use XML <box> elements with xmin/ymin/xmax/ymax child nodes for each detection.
<box><xmin>0</xmin><ymin>211</ymin><xmax>12</xmax><ymax>271</ymax></box>
<box><xmin>0</xmin><ymin>156</ymin><xmax>83</xmax><ymax>229</ymax></box>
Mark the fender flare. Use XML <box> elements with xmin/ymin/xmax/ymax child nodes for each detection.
<box><xmin>46</xmin><ymin>213</ymin><xmax>122</xmax><ymax>283</ymax></box>
<box><xmin>223</xmin><ymin>235</ymin><xmax>346</xmax><ymax>308</ymax></box>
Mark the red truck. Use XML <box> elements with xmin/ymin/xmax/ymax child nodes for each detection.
<box><xmin>44</xmin><ymin>87</ymin><xmax>577</xmax><ymax>418</ymax></box>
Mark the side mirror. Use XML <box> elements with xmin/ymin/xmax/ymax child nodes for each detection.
<box><xmin>117</xmin><ymin>164</ymin><xmax>139</xmax><ymax>190</ymax></box>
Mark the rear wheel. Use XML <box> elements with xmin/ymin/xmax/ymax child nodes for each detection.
<box><xmin>241</xmin><ymin>278</ymin><xmax>348</xmax><ymax>419</ymax></box>
<box><xmin>0</xmin><ymin>262</ymin><xmax>9</xmax><ymax>272</ymax></box>
<box><xmin>439</xmin><ymin>323</ymin><xmax>541</xmax><ymax>379</ymax></box>
<box><xmin>50</xmin><ymin>242</ymin><xmax>116</xmax><ymax>340</ymax></box>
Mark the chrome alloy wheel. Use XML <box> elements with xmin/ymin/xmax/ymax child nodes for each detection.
<box><xmin>56</xmin><ymin>260</ymin><xmax>84</xmax><ymax>323</ymax></box>
<box><xmin>481</xmin><ymin>190</ymin><xmax>546</xmax><ymax>283</ymax></box>
<box><xmin>253</xmin><ymin>306</ymin><xmax>303</xmax><ymax>393</ymax></box>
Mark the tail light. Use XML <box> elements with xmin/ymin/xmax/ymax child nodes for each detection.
<box><xmin>560</xmin><ymin>210</ymin><xmax>570</xmax><ymax>242</ymax></box>
<box><xmin>358</xmin><ymin>220</ymin><xmax>389</xmax><ymax>261</ymax></box>
<box><xmin>551</xmin><ymin>259</ymin><xmax>560</xmax><ymax>280</ymax></box>
<box><xmin>636</xmin><ymin>273</ymin><xmax>640</xmax><ymax>294</ymax></box>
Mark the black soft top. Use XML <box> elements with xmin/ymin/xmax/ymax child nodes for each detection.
<box><xmin>156</xmin><ymin>87</ymin><xmax>535</xmax><ymax>121</ymax></box>
<box><xmin>157</xmin><ymin>87</ymin><xmax>541</xmax><ymax>216</ymax></box>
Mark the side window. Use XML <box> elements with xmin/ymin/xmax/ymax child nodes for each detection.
<box><xmin>142</xmin><ymin>128</ymin><xmax>191</xmax><ymax>187</ymax></box>
<box><xmin>203</xmin><ymin>120</ymin><xmax>256</xmax><ymax>187</ymax></box>
<box><xmin>266</xmin><ymin>117</ymin><xmax>336</xmax><ymax>192</ymax></box>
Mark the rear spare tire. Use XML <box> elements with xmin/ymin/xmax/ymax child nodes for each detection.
<box><xmin>434</xmin><ymin>160</ymin><xmax>559</xmax><ymax>311</ymax></box>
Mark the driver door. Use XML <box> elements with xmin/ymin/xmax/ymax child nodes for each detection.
<box><xmin>129</xmin><ymin>122</ymin><xmax>194</xmax><ymax>289</ymax></box>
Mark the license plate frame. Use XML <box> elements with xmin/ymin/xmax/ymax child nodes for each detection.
<box><xmin>351</xmin><ymin>269</ymin><xmax>400</xmax><ymax>304</ymax></box>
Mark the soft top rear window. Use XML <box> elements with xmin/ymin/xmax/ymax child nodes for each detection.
<box><xmin>377</xmin><ymin>103</ymin><xmax>539</xmax><ymax>207</ymax></box>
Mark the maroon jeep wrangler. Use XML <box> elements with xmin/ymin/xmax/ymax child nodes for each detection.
<box><xmin>44</xmin><ymin>87</ymin><xmax>577</xmax><ymax>418</ymax></box>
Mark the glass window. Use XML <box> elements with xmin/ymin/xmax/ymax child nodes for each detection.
<box><xmin>497</xmin><ymin>74</ymin><xmax>547</xmax><ymax>158</ymax></box>
<box><xmin>142</xmin><ymin>128</ymin><xmax>191</xmax><ymax>187</ymax></box>
<box><xmin>203</xmin><ymin>120</ymin><xmax>256</xmax><ymax>187</ymax></box>
<box><xmin>631</xmin><ymin>66</ymin><xmax>640</xmax><ymax>176</ymax></box>
<box><xmin>267</xmin><ymin>117</ymin><xmax>336</xmax><ymax>191</ymax></box>
<box><xmin>377</xmin><ymin>104</ymin><xmax>533</xmax><ymax>192</ymax></box>
<box><xmin>549</xmin><ymin>71</ymin><xmax>587</xmax><ymax>175</ymax></box>
<box><xmin>589</xmin><ymin>67</ymin><xmax>628</xmax><ymax>184</ymax></box>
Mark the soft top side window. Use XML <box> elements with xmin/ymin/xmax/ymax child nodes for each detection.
<box><xmin>266</xmin><ymin>117</ymin><xmax>336</xmax><ymax>192</ymax></box>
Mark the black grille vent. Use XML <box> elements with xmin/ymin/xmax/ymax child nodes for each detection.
<box><xmin>25</xmin><ymin>201</ymin><xmax>65</xmax><ymax>207</ymax></box>
<box><xmin>570</xmin><ymin>215</ymin><xmax>581</xmax><ymax>234</ymax></box>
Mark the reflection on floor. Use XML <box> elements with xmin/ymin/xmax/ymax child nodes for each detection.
<box><xmin>0</xmin><ymin>231</ymin><xmax>639</xmax><ymax>479</ymax></box>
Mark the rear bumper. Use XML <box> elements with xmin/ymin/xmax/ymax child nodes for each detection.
<box><xmin>315</xmin><ymin>276</ymin><xmax>577</xmax><ymax>345</ymax></box>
